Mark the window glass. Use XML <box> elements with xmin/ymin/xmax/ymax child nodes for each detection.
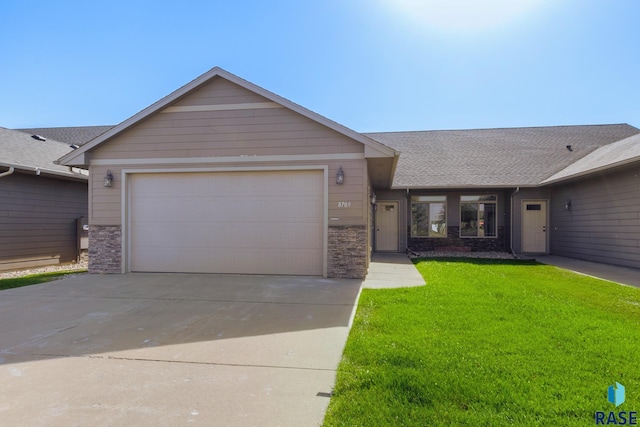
<box><xmin>411</xmin><ymin>196</ymin><xmax>447</xmax><ymax>237</ymax></box>
<box><xmin>460</xmin><ymin>196</ymin><xmax>497</xmax><ymax>238</ymax></box>
<box><xmin>429</xmin><ymin>202</ymin><xmax>447</xmax><ymax>237</ymax></box>
<box><xmin>411</xmin><ymin>203</ymin><xmax>430</xmax><ymax>237</ymax></box>
<box><xmin>460</xmin><ymin>203</ymin><xmax>478</xmax><ymax>236</ymax></box>
<box><xmin>481</xmin><ymin>203</ymin><xmax>496</xmax><ymax>237</ymax></box>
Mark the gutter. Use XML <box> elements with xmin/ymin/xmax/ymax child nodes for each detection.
<box><xmin>0</xmin><ymin>163</ymin><xmax>88</xmax><ymax>181</ymax></box>
<box><xmin>0</xmin><ymin>166</ymin><xmax>15</xmax><ymax>178</ymax></box>
<box><xmin>510</xmin><ymin>187</ymin><xmax>520</xmax><ymax>258</ymax></box>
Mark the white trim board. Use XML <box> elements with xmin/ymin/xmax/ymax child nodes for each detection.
<box><xmin>161</xmin><ymin>102</ymin><xmax>283</xmax><ymax>113</ymax></box>
<box><xmin>92</xmin><ymin>153</ymin><xmax>364</xmax><ymax>166</ymax></box>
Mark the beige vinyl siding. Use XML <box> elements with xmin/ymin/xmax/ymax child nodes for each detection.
<box><xmin>172</xmin><ymin>77</ymin><xmax>268</xmax><ymax>106</ymax></box>
<box><xmin>88</xmin><ymin>77</ymin><xmax>369</xmax><ymax>228</ymax></box>
<box><xmin>549</xmin><ymin>165</ymin><xmax>640</xmax><ymax>269</ymax></box>
<box><xmin>92</xmin><ymin>79</ymin><xmax>363</xmax><ymax>160</ymax></box>
<box><xmin>89</xmin><ymin>166</ymin><xmax>123</xmax><ymax>224</ymax></box>
<box><xmin>90</xmin><ymin>161</ymin><xmax>367</xmax><ymax>226</ymax></box>
<box><xmin>0</xmin><ymin>172</ymin><xmax>87</xmax><ymax>270</ymax></box>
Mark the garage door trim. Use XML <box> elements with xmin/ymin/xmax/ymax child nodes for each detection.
<box><xmin>121</xmin><ymin>165</ymin><xmax>329</xmax><ymax>276</ymax></box>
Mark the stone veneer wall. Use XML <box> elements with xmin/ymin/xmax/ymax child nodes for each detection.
<box><xmin>408</xmin><ymin>226</ymin><xmax>506</xmax><ymax>252</ymax></box>
<box><xmin>328</xmin><ymin>225</ymin><xmax>368</xmax><ymax>279</ymax></box>
<box><xmin>89</xmin><ymin>225</ymin><xmax>122</xmax><ymax>273</ymax></box>
<box><xmin>89</xmin><ymin>224</ymin><xmax>369</xmax><ymax>277</ymax></box>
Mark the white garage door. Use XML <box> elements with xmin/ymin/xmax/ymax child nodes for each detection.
<box><xmin>128</xmin><ymin>170</ymin><xmax>324</xmax><ymax>275</ymax></box>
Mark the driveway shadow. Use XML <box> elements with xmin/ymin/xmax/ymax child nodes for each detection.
<box><xmin>0</xmin><ymin>273</ymin><xmax>362</xmax><ymax>365</ymax></box>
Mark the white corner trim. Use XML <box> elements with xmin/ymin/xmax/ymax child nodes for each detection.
<box><xmin>161</xmin><ymin>102</ymin><xmax>284</xmax><ymax>113</ymax></box>
<box><xmin>92</xmin><ymin>152</ymin><xmax>364</xmax><ymax>166</ymax></box>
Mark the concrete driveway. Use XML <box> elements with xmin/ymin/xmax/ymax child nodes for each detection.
<box><xmin>0</xmin><ymin>273</ymin><xmax>362</xmax><ymax>426</ymax></box>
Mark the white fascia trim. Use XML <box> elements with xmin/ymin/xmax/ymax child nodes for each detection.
<box><xmin>540</xmin><ymin>157</ymin><xmax>640</xmax><ymax>185</ymax></box>
<box><xmin>92</xmin><ymin>152</ymin><xmax>364</xmax><ymax>166</ymax></box>
<box><xmin>161</xmin><ymin>102</ymin><xmax>283</xmax><ymax>113</ymax></box>
<box><xmin>120</xmin><ymin>164</ymin><xmax>330</xmax><ymax>277</ymax></box>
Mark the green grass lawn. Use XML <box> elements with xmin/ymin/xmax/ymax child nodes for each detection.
<box><xmin>0</xmin><ymin>270</ymin><xmax>87</xmax><ymax>291</ymax></box>
<box><xmin>324</xmin><ymin>259</ymin><xmax>640</xmax><ymax>426</ymax></box>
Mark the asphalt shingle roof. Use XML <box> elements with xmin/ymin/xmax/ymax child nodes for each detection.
<box><xmin>0</xmin><ymin>127</ymin><xmax>86</xmax><ymax>178</ymax></box>
<box><xmin>17</xmin><ymin>126</ymin><xmax>113</xmax><ymax>146</ymax></box>
<box><xmin>542</xmin><ymin>132</ymin><xmax>640</xmax><ymax>184</ymax></box>
<box><xmin>12</xmin><ymin>123</ymin><xmax>638</xmax><ymax>187</ymax></box>
<box><xmin>365</xmin><ymin>124</ymin><xmax>640</xmax><ymax>188</ymax></box>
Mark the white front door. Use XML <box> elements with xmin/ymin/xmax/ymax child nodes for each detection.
<box><xmin>522</xmin><ymin>200</ymin><xmax>548</xmax><ymax>253</ymax></box>
<box><xmin>375</xmin><ymin>202</ymin><xmax>399</xmax><ymax>251</ymax></box>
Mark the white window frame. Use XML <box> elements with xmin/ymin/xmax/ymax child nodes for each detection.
<box><xmin>459</xmin><ymin>195</ymin><xmax>498</xmax><ymax>238</ymax></box>
<box><xmin>410</xmin><ymin>195</ymin><xmax>447</xmax><ymax>238</ymax></box>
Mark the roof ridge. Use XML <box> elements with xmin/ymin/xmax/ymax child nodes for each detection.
<box><xmin>17</xmin><ymin>125</ymin><xmax>114</xmax><ymax>130</ymax></box>
<box><xmin>363</xmin><ymin>123</ymin><xmax>638</xmax><ymax>135</ymax></box>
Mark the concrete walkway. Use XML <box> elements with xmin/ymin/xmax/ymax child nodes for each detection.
<box><xmin>363</xmin><ymin>252</ymin><xmax>640</xmax><ymax>289</ymax></box>
<box><xmin>532</xmin><ymin>255</ymin><xmax>640</xmax><ymax>288</ymax></box>
<box><xmin>363</xmin><ymin>253</ymin><xmax>425</xmax><ymax>288</ymax></box>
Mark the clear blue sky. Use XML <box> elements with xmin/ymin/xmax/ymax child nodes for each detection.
<box><xmin>1</xmin><ymin>0</ymin><xmax>639</xmax><ymax>132</ymax></box>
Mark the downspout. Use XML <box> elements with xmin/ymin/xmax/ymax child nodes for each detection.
<box><xmin>0</xmin><ymin>167</ymin><xmax>15</xmax><ymax>178</ymax></box>
<box><xmin>510</xmin><ymin>187</ymin><xmax>520</xmax><ymax>258</ymax></box>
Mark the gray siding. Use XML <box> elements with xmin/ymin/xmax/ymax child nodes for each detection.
<box><xmin>0</xmin><ymin>172</ymin><xmax>88</xmax><ymax>270</ymax></box>
<box><xmin>549</xmin><ymin>165</ymin><xmax>640</xmax><ymax>269</ymax></box>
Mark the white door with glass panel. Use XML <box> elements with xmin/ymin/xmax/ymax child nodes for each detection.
<box><xmin>375</xmin><ymin>202</ymin><xmax>399</xmax><ymax>251</ymax></box>
<box><xmin>522</xmin><ymin>200</ymin><xmax>547</xmax><ymax>253</ymax></box>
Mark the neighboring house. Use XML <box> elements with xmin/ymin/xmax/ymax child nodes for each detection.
<box><xmin>57</xmin><ymin>67</ymin><xmax>640</xmax><ymax>277</ymax></box>
<box><xmin>17</xmin><ymin>126</ymin><xmax>114</xmax><ymax>147</ymax></box>
<box><xmin>0</xmin><ymin>127</ymin><xmax>89</xmax><ymax>271</ymax></box>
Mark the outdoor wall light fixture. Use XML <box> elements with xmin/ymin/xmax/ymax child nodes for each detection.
<box><xmin>104</xmin><ymin>170</ymin><xmax>114</xmax><ymax>187</ymax></box>
<box><xmin>336</xmin><ymin>166</ymin><xmax>345</xmax><ymax>185</ymax></box>
<box><xmin>564</xmin><ymin>199</ymin><xmax>572</xmax><ymax>211</ymax></box>
<box><xmin>370</xmin><ymin>192</ymin><xmax>377</xmax><ymax>204</ymax></box>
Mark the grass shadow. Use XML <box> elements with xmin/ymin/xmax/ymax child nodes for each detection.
<box><xmin>411</xmin><ymin>257</ymin><xmax>540</xmax><ymax>266</ymax></box>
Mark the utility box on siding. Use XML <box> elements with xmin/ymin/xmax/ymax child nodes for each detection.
<box><xmin>76</xmin><ymin>217</ymin><xmax>89</xmax><ymax>261</ymax></box>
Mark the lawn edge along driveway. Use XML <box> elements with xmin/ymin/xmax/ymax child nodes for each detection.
<box><xmin>323</xmin><ymin>258</ymin><xmax>640</xmax><ymax>427</ymax></box>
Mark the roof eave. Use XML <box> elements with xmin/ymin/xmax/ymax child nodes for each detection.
<box><xmin>391</xmin><ymin>184</ymin><xmax>539</xmax><ymax>190</ymax></box>
<box><xmin>56</xmin><ymin>151</ymin><xmax>90</xmax><ymax>168</ymax></box>
<box><xmin>0</xmin><ymin>162</ymin><xmax>88</xmax><ymax>181</ymax></box>
<box><xmin>540</xmin><ymin>156</ymin><xmax>640</xmax><ymax>186</ymax></box>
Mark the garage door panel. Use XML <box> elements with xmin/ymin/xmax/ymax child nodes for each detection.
<box><xmin>132</xmin><ymin>223</ymin><xmax>323</xmax><ymax>250</ymax></box>
<box><xmin>133</xmin><ymin>197</ymin><xmax>323</xmax><ymax>223</ymax></box>
<box><xmin>129</xmin><ymin>171</ymin><xmax>324</xmax><ymax>275</ymax></box>
<box><xmin>132</xmin><ymin>247</ymin><xmax>322</xmax><ymax>275</ymax></box>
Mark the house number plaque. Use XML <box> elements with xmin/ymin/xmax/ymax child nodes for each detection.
<box><xmin>337</xmin><ymin>202</ymin><xmax>352</xmax><ymax>208</ymax></box>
